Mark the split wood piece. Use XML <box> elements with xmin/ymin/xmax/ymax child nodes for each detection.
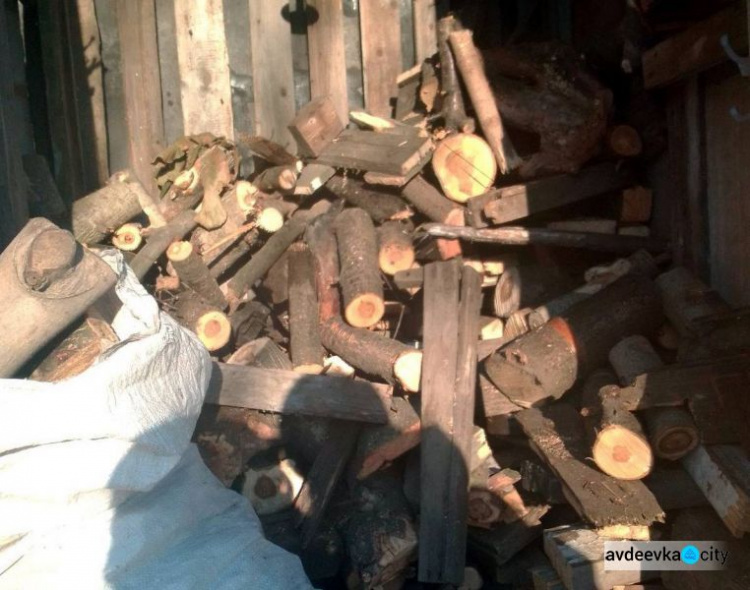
<box><xmin>432</xmin><ymin>133</ymin><xmax>496</xmax><ymax>203</ymax></box>
<box><xmin>349</xmin><ymin>110</ymin><xmax>397</xmax><ymax>131</ymax></box>
<box><xmin>485</xmin><ymin>275</ymin><xmax>663</xmax><ymax>407</ymax></box>
<box><xmin>437</xmin><ymin>16</ymin><xmax>474</xmax><ymax>133</ymax></box>
<box><xmin>655</xmin><ymin>267</ymin><xmax>731</xmax><ymax>338</ymax></box>
<box><xmin>480</xmin><ymin>317</ymin><xmax>504</xmax><ymax>341</ymax></box>
<box><xmin>30</xmin><ymin>318</ymin><xmax>118</xmax><ymax>382</ymax></box>
<box><xmin>544</xmin><ymin>525</ymin><xmax>659</xmax><ymax>590</ymax></box>
<box><xmin>487</xmin><ymin>468</ymin><xmax>529</xmax><ymax>523</ymax></box>
<box><xmin>477</xmin><ymin>162</ymin><xmax>633</xmax><ymax>226</ymax></box>
<box><xmin>167</xmin><ymin>241</ymin><xmax>227</xmax><ymax>310</ymax></box>
<box><xmin>377</xmin><ymin>220</ymin><xmax>415</xmax><ymax>275</ymax></box>
<box><xmin>423</xmin><ymin>224</ymin><xmax>665</xmax><ymax>255</ymax></box>
<box><xmin>241</xmin><ymin>135</ymin><xmax>299</xmax><ymax>166</ymax></box>
<box><xmin>419</xmin><ymin>261</ymin><xmax>481</xmax><ymax>585</ymax></box>
<box><xmin>467</xmin><ymin>505</ymin><xmax>550</xmax><ymax>570</ymax></box>
<box><xmin>503</xmin><ymin>308</ymin><xmax>533</xmax><ymax>341</ymax></box>
<box><xmin>172</xmin><ymin>292</ymin><xmax>232</xmax><ymax>352</ymax></box>
<box><xmin>335</xmin><ymin>208</ymin><xmax>385</xmax><ymax>328</ymax></box>
<box><xmin>304</xmin><ymin>203</ymin><xmax>343</xmax><ymax>322</ymax></box>
<box><xmin>227</xmin><ymin>202</ymin><xmax>330</xmax><ymax>304</ymax></box>
<box><xmin>682</xmin><ymin>445</ymin><xmax>750</xmax><ymax>538</ymax></box>
<box><xmin>610</xmin><ymin>335</ymin><xmax>699</xmax><ymax>461</ymax></box>
<box><xmin>294</xmin><ymin>420</ymin><xmax>360</xmax><ymax>547</ymax></box>
<box><xmin>253</xmin><ymin>163</ymin><xmax>302</xmax><ymax>193</ymax></box>
<box><xmin>288</xmin><ymin>96</ymin><xmax>345</xmax><ymax>158</ymax></box>
<box><xmin>130</xmin><ymin>209</ymin><xmax>198</xmax><ymax>280</ymax></box>
<box><xmin>449</xmin><ymin>29</ymin><xmax>520</xmax><ymax>173</ymax></box>
<box><xmin>192</xmin><ymin>145</ymin><xmax>232</xmax><ymax>230</ymax></box>
<box><xmin>207</xmin><ymin>362</ymin><xmax>391</xmax><ymax>423</ymax></box>
<box><xmin>493</xmin><ymin>267</ymin><xmax>521</xmax><ymax>319</ymax></box>
<box><xmin>293</xmin><ymin>164</ymin><xmax>335</xmax><ymax>196</ymax></box>
<box><xmin>325</xmin><ymin>175</ymin><xmax>412</xmax><ymax>223</ymax></box>
<box><xmin>226</xmin><ymin>337</ymin><xmax>292</xmax><ymax>371</ymax></box>
<box><xmin>351</xmin><ymin>396</ymin><xmax>421</xmax><ymax>481</ymax></box>
<box><xmin>316</xmin><ymin>128</ymin><xmax>434</xmax><ymax>177</ymax></box>
<box><xmin>112</xmin><ymin>223</ymin><xmax>142</xmax><ymax>251</ymax></box>
<box><xmin>343</xmin><ymin>471</ymin><xmax>418</xmax><ymax>589</ymax></box>
<box><xmin>70</xmin><ymin>172</ymin><xmax>157</xmax><ymax>244</ymax></box>
<box><xmin>402</xmin><ymin>175</ymin><xmax>464</xmax><ymax>260</ymax></box>
<box><xmin>608</xmin><ymin>125</ymin><xmax>643</xmax><ymax>158</ymax></box>
<box><xmin>0</xmin><ymin>219</ymin><xmax>118</xmax><ymax>378</ymax></box>
<box><xmin>320</xmin><ymin>317</ymin><xmax>422</xmax><ymax>393</ymax></box>
<box><xmin>288</xmin><ymin>243</ymin><xmax>324</xmax><ymax>374</ymax></box>
<box><xmin>516</xmin><ymin>404</ymin><xmax>665</xmax><ymax>527</ymax></box>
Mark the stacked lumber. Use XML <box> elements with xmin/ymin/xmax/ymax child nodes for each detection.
<box><xmin>11</xmin><ymin>8</ymin><xmax>750</xmax><ymax>590</ymax></box>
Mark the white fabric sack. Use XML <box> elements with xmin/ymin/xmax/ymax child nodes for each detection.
<box><xmin>0</xmin><ymin>251</ymin><xmax>312</xmax><ymax>589</ymax></box>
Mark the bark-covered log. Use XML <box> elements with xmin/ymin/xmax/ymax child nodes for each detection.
<box><xmin>335</xmin><ymin>208</ymin><xmax>385</xmax><ymax>328</ymax></box>
<box><xmin>166</xmin><ymin>241</ymin><xmax>227</xmax><ymax>310</ymax></box>
<box><xmin>325</xmin><ymin>175</ymin><xmax>411</xmax><ymax>223</ymax></box>
<box><xmin>288</xmin><ymin>242</ymin><xmax>324</xmax><ymax>374</ymax></box>
<box><xmin>377</xmin><ymin>220</ymin><xmax>415</xmax><ymax>276</ymax></box>
<box><xmin>172</xmin><ymin>291</ymin><xmax>232</xmax><ymax>352</ymax></box>
<box><xmin>437</xmin><ymin>16</ymin><xmax>474</xmax><ymax>133</ymax></box>
<box><xmin>485</xmin><ymin>275</ymin><xmax>663</xmax><ymax>407</ymax></box>
<box><xmin>253</xmin><ymin>163</ymin><xmax>301</xmax><ymax>192</ymax></box>
<box><xmin>129</xmin><ymin>209</ymin><xmax>198</xmax><ymax>280</ymax></box>
<box><xmin>320</xmin><ymin>316</ymin><xmax>422</xmax><ymax>393</ymax></box>
<box><xmin>304</xmin><ymin>203</ymin><xmax>343</xmax><ymax>322</ymax></box>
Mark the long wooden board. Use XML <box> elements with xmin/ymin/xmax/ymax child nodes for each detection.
<box><xmin>249</xmin><ymin>0</ymin><xmax>296</xmax><ymax>150</ymax></box>
<box><xmin>206</xmin><ymin>362</ymin><xmax>391</xmax><ymax>424</ymax></box>
<box><xmin>306</xmin><ymin>0</ymin><xmax>349</xmax><ymax>124</ymax></box>
<box><xmin>516</xmin><ymin>404</ymin><xmax>664</xmax><ymax>527</ymax></box>
<box><xmin>117</xmin><ymin>0</ymin><xmax>164</xmax><ymax>194</ymax></box>
<box><xmin>642</xmin><ymin>2</ymin><xmax>747</xmax><ymax>89</ymax></box>
<box><xmin>413</xmin><ymin>0</ymin><xmax>438</xmax><ymax>64</ymax></box>
<box><xmin>155</xmin><ymin>0</ymin><xmax>184</xmax><ymax>144</ymax></box>
<box><xmin>360</xmin><ymin>0</ymin><xmax>402</xmax><ymax>117</ymax></box>
<box><xmin>174</xmin><ymin>0</ymin><xmax>234</xmax><ymax>138</ymax></box>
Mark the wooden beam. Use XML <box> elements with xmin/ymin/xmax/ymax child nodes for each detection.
<box><xmin>413</xmin><ymin>0</ymin><xmax>437</xmax><ymax>64</ymax></box>
<box><xmin>206</xmin><ymin>362</ymin><xmax>391</xmax><ymax>424</ymax></box>
<box><xmin>155</xmin><ymin>0</ymin><xmax>185</xmax><ymax>144</ymax></box>
<box><xmin>360</xmin><ymin>0</ymin><xmax>402</xmax><ymax>117</ymax></box>
<box><xmin>175</xmin><ymin>0</ymin><xmax>234</xmax><ymax>138</ymax></box>
<box><xmin>249</xmin><ymin>0</ymin><xmax>295</xmax><ymax>149</ymax></box>
<box><xmin>481</xmin><ymin>163</ymin><xmax>633</xmax><ymax>225</ymax></box>
<box><xmin>642</xmin><ymin>2</ymin><xmax>747</xmax><ymax>89</ymax></box>
<box><xmin>117</xmin><ymin>0</ymin><xmax>165</xmax><ymax>195</ymax></box>
<box><xmin>516</xmin><ymin>404</ymin><xmax>665</xmax><ymax>527</ymax></box>
<box><xmin>306</xmin><ymin>0</ymin><xmax>348</xmax><ymax>124</ymax></box>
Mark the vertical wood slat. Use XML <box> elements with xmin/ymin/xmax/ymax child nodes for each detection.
<box><xmin>360</xmin><ymin>0</ymin><xmax>402</xmax><ymax>118</ymax></box>
<box><xmin>249</xmin><ymin>0</ymin><xmax>296</xmax><ymax>150</ymax></box>
<box><xmin>307</xmin><ymin>0</ymin><xmax>348</xmax><ymax>124</ymax></box>
<box><xmin>155</xmin><ymin>0</ymin><xmax>185</xmax><ymax>145</ymax></box>
<box><xmin>175</xmin><ymin>0</ymin><xmax>234</xmax><ymax>138</ymax></box>
<box><xmin>0</xmin><ymin>3</ymin><xmax>29</xmax><ymax>249</ymax></box>
<box><xmin>413</xmin><ymin>0</ymin><xmax>437</xmax><ymax>64</ymax></box>
<box><xmin>117</xmin><ymin>0</ymin><xmax>165</xmax><ymax>195</ymax></box>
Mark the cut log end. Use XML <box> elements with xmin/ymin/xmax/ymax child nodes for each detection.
<box><xmin>196</xmin><ymin>310</ymin><xmax>232</xmax><ymax>352</ymax></box>
<box><xmin>345</xmin><ymin>293</ymin><xmax>386</xmax><ymax>329</ymax></box>
<box><xmin>166</xmin><ymin>240</ymin><xmax>194</xmax><ymax>262</ymax></box>
<box><xmin>257</xmin><ymin>207</ymin><xmax>285</xmax><ymax>233</ymax></box>
<box><xmin>394</xmin><ymin>350</ymin><xmax>423</xmax><ymax>393</ymax></box>
<box><xmin>112</xmin><ymin>223</ymin><xmax>142</xmax><ymax>251</ymax></box>
<box><xmin>379</xmin><ymin>244</ymin><xmax>416</xmax><ymax>275</ymax></box>
<box><xmin>608</xmin><ymin>125</ymin><xmax>643</xmax><ymax>158</ymax></box>
<box><xmin>646</xmin><ymin>407</ymin><xmax>700</xmax><ymax>460</ymax></box>
<box><xmin>592</xmin><ymin>426</ymin><xmax>653</xmax><ymax>480</ymax></box>
<box><xmin>236</xmin><ymin>181</ymin><xmax>259</xmax><ymax>213</ymax></box>
<box><xmin>432</xmin><ymin>133</ymin><xmax>497</xmax><ymax>203</ymax></box>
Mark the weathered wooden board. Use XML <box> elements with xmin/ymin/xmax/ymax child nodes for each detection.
<box><xmin>306</xmin><ymin>0</ymin><xmax>349</xmax><ymax>124</ymax></box>
<box><xmin>174</xmin><ymin>0</ymin><xmax>234</xmax><ymax>138</ymax></box>
<box><xmin>249</xmin><ymin>0</ymin><xmax>296</xmax><ymax>150</ymax></box>
<box><xmin>155</xmin><ymin>0</ymin><xmax>185</xmax><ymax>144</ymax></box>
<box><xmin>642</xmin><ymin>2</ymin><xmax>747</xmax><ymax>89</ymax></box>
<box><xmin>516</xmin><ymin>404</ymin><xmax>665</xmax><ymax>527</ymax></box>
<box><xmin>413</xmin><ymin>0</ymin><xmax>437</xmax><ymax>64</ymax></box>
<box><xmin>206</xmin><ymin>362</ymin><xmax>391</xmax><ymax>424</ymax></box>
<box><xmin>117</xmin><ymin>0</ymin><xmax>165</xmax><ymax>194</ymax></box>
<box><xmin>360</xmin><ymin>0</ymin><xmax>402</xmax><ymax>117</ymax></box>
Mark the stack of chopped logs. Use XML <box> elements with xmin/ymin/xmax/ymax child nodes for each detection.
<box><xmin>4</xmin><ymin>13</ymin><xmax>750</xmax><ymax>590</ymax></box>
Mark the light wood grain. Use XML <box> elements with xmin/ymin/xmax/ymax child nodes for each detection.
<box><xmin>413</xmin><ymin>0</ymin><xmax>437</xmax><ymax>64</ymax></box>
<box><xmin>360</xmin><ymin>0</ymin><xmax>402</xmax><ymax>117</ymax></box>
<box><xmin>307</xmin><ymin>0</ymin><xmax>348</xmax><ymax>123</ymax></box>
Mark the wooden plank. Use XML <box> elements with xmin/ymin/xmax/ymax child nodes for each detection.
<box><xmin>642</xmin><ymin>2</ymin><xmax>747</xmax><ymax>89</ymax></box>
<box><xmin>249</xmin><ymin>0</ymin><xmax>296</xmax><ymax>150</ymax></box>
<box><xmin>117</xmin><ymin>0</ymin><xmax>165</xmax><ymax>195</ymax></box>
<box><xmin>482</xmin><ymin>163</ymin><xmax>634</xmax><ymax>225</ymax></box>
<box><xmin>306</xmin><ymin>0</ymin><xmax>348</xmax><ymax>124</ymax></box>
<box><xmin>516</xmin><ymin>404</ymin><xmax>665</xmax><ymax>527</ymax></box>
<box><xmin>223</xmin><ymin>0</ymin><xmax>253</xmax><ymax>137</ymax></box>
<box><xmin>174</xmin><ymin>0</ymin><xmax>234</xmax><ymax>138</ymax></box>
<box><xmin>360</xmin><ymin>0</ymin><xmax>402</xmax><ymax>117</ymax></box>
<box><xmin>316</xmin><ymin>128</ymin><xmax>434</xmax><ymax>176</ymax></box>
<box><xmin>206</xmin><ymin>362</ymin><xmax>391</xmax><ymax>424</ymax></box>
<box><xmin>419</xmin><ymin>260</ymin><xmax>463</xmax><ymax>584</ymax></box>
<box><xmin>288</xmin><ymin>96</ymin><xmax>345</xmax><ymax>158</ymax></box>
<box><xmin>155</xmin><ymin>0</ymin><xmax>185</xmax><ymax>144</ymax></box>
<box><xmin>413</xmin><ymin>0</ymin><xmax>437</xmax><ymax>64</ymax></box>
<box><xmin>682</xmin><ymin>445</ymin><xmax>750</xmax><ymax>537</ymax></box>
<box><xmin>0</xmin><ymin>3</ymin><xmax>28</xmax><ymax>249</ymax></box>
<box><xmin>706</xmin><ymin>74</ymin><xmax>750</xmax><ymax>306</ymax></box>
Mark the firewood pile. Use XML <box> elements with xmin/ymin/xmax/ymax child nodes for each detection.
<box><xmin>5</xmin><ymin>13</ymin><xmax>750</xmax><ymax>590</ymax></box>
